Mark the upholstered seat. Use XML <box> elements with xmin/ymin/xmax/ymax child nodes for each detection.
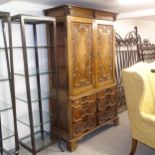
<box><xmin>122</xmin><ymin>61</ymin><xmax>155</xmax><ymax>155</ymax></box>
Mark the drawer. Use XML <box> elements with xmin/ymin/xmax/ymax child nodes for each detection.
<box><xmin>97</xmin><ymin>93</ymin><xmax>117</xmax><ymax>111</ymax></box>
<box><xmin>97</xmin><ymin>86</ymin><xmax>116</xmax><ymax>98</ymax></box>
<box><xmin>72</xmin><ymin>94</ymin><xmax>97</xmax><ymax>123</ymax></box>
<box><xmin>72</xmin><ymin>115</ymin><xmax>97</xmax><ymax>138</ymax></box>
<box><xmin>97</xmin><ymin>104</ymin><xmax>117</xmax><ymax>124</ymax></box>
<box><xmin>97</xmin><ymin>87</ymin><xmax>117</xmax><ymax>111</ymax></box>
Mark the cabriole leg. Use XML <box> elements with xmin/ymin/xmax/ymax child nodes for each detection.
<box><xmin>130</xmin><ymin>138</ymin><xmax>137</xmax><ymax>155</ymax></box>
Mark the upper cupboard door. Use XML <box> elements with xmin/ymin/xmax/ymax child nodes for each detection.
<box><xmin>95</xmin><ymin>20</ymin><xmax>115</xmax><ymax>88</ymax></box>
<box><xmin>67</xmin><ymin>17</ymin><xmax>95</xmax><ymax>95</ymax></box>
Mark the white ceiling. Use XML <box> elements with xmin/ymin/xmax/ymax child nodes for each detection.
<box><xmin>13</xmin><ymin>0</ymin><xmax>155</xmax><ymax>13</ymax></box>
<box><xmin>1</xmin><ymin>0</ymin><xmax>155</xmax><ymax>19</ymax></box>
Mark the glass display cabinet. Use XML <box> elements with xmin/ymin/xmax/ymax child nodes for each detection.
<box><xmin>11</xmin><ymin>14</ymin><xmax>58</xmax><ymax>155</ymax></box>
<box><xmin>0</xmin><ymin>12</ymin><xmax>19</xmax><ymax>155</ymax></box>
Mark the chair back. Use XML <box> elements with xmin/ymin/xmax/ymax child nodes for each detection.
<box><xmin>122</xmin><ymin>62</ymin><xmax>155</xmax><ymax>119</ymax></box>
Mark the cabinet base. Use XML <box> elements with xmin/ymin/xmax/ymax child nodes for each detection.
<box><xmin>66</xmin><ymin>117</ymin><xmax>119</xmax><ymax>152</ymax></box>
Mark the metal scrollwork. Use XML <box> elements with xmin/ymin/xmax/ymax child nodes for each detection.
<box><xmin>116</xmin><ymin>27</ymin><xmax>155</xmax><ymax>113</ymax></box>
<box><xmin>115</xmin><ymin>28</ymin><xmax>141</xmax><ymax>113</ymax></box>
<box><xmin>141</xmin><ymin>39</ymin><xmax>155</xmax><ymax>62</ymax></box>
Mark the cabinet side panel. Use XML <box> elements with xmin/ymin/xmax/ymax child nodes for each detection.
<box><xmin>48</xmin><ymin>21</ymin><xmax>69</xmax><ymax>134</ymax></box>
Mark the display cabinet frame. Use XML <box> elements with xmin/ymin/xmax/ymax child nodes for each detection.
<box><xmin>11</xmin><ymin>14</ymin><xmax>59</xmax><ymax>155</ymax></box>
<box><xmin>0</xmin><ymin>11</ymin><xmax>19</xmax><ymax>155</ymax></box>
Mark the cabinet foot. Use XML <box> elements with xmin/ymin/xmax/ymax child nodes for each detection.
<box><xmin>67</xmin><ymin>140</ymin><xmax>77</xmax><ymax>152</ymax></box>
<box><xmin>113</xmin><ymin>117</ymin><xmax>119</xmax><ymax>126</ymax></box>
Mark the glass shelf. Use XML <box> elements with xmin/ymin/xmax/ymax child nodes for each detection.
<box><xmin>17</xmin><ymin>111</ymin><xmax>51</xmax><ymax>127</ymax></box>
<box><xmin>14</xmin><ymin>68</ymin><xmax>54</xmax><ymax>76</ymax></box>
<box><xmin>0</xmin><ymin>47</ymin><xmax>5</xmax><ymax>50</ymax></box>
<box><xmin>0</xmin><ymin>101</ymin><xmax>12</xmax><ymax>112</ymax></box>
<box><xmin>3</xmin><ymin>148</ymin><xmax>17</xmax><ymax>155</ymax></box>
<box><xmin>16</xmin><ymin>90</ymin><xmax>50</xmax><ymax>103</ymax></box>
<box><xmin>14</xmin><ymin>69</ymin><xmax>54</xmax><ymax>76</ymax></box>
<box><xmin>1</xmin><ymin>126</ymin><xmax>14</xmax><ymax>141</ymax></box>
<box><xmin>13</xmin><ymin>46</ymin><xmax>53</xmax><ymax>49</ymax></box>
<box><xmin>20</xmin><ymin>131</ymin><xmax>52</xmax><ymax>152</ymax></box>
<box><xmin>0</xmin><ymin>46</ymin><xmax>53</xmax><ymax>50</ymax></box>
<box><xmin>0</xmin><ymin>76</ymin><xmax>9</xmax><ymax>82</ymax></box>
<box><xmin>15</xmin><ymin>68</ymin><xmax>54</xmax><ymax>77</ymax></box>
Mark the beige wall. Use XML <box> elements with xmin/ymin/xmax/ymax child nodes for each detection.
<box><xmin>115</xmin><ymin>19</ymin><xmax>155</xmax><ymax>43</ymax></box>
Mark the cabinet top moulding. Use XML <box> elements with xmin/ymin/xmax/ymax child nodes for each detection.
<box><xmin>44</xmin><ymin>4</ymin><xmax>118</xmax><ymax>21</ymax></box>
<box><xmin>11</xmin><ymin>14</ymin><xmax>55</xmax><ymax>24</ymax></box>
<box><xmin>0</xmin><ymin>11</ymin><xmax>10</xmax><ymax>18</ymax></box>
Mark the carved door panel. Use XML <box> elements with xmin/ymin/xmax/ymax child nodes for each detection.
<box><xmin>67</xmin><ymin>17</ymin><xmax>95</xmax><ymax>95</ymax></box>
<box><xmin>95</xmin><ymin>21</ymin><xmax>115</xmax><ymax>88</ymax></box>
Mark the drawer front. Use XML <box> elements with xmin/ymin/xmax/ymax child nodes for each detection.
<box><xmin>98</xmin><ymin>104</ymin><xmax>117</xmax><ymax>124</ymax></box>
<box><xmin>97</xmin><ymin>87</ymin><xmax>117</xmax><ymax>124</ymax></box>
<box><xmin>97</xmin><ymin>87</ymin><xmax>117</xmax><ymax>111</ymax></box>
<box><xmin>72</xmin><ymin>94</ymin><xmax>96</xmax><ymax>123</ymax></box>
<box><xmin>72</xmin><ymin>115</ymin><xmax>96</xmax><ymax>138</ymax></box>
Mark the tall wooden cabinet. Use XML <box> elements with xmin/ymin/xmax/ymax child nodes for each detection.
<box><xmin>44</xmin><ymin>4</ymin><xmax>119</xmax><ymax>151</ymax></box>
